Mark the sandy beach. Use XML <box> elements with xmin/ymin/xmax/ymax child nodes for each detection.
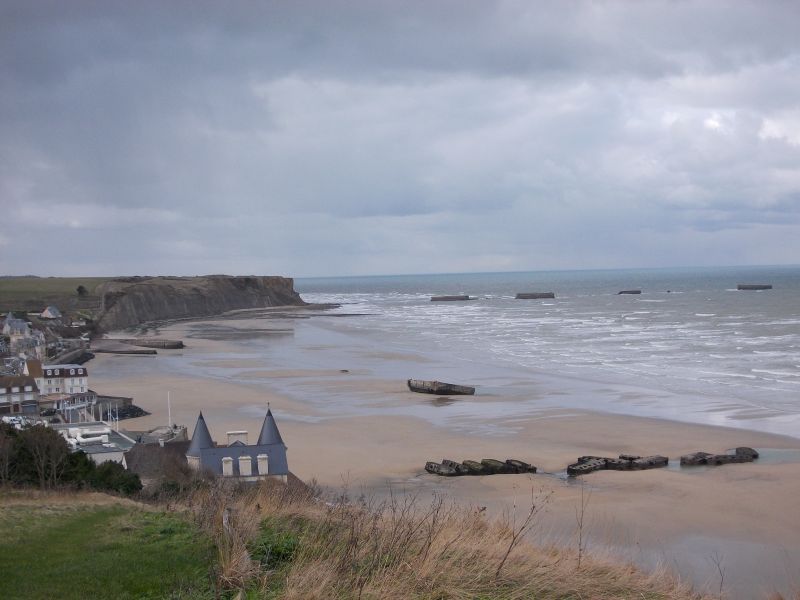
<box><xmin>91</xmin><ymin>312</ymin><xmax>800</xmax><ymax>598</ymax></box>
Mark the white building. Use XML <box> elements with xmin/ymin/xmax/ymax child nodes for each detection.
<box><xmin>25</xmin><ymin>360</ymin><xmax>89</xmax><ymax>395</ymax></box>
<box><xmin>52</xmin><ymin>422</ymin><xmax>137</xmax><ymax>468</ymax></box>
<box><xmin>2</xmin><ymin>312</ymin><xmax>29</xmax><ymax>338</ymax></box>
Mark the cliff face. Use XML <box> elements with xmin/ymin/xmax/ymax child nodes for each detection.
<box><xmin>95</xmin><ymin>275</ymin><xmax>306</xmax><ymax>331</ymax></box>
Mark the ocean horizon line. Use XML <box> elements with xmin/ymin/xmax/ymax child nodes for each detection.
<box><xmin>295</xmin><ymin>262</ymin><xmax>800</xmax><ymax>282</ymax></box>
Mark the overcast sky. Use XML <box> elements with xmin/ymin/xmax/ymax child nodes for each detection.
<box><xmin>2</xmin><ymin>1</ymin><xmax>799</xmax><ymax>277</ymax></box>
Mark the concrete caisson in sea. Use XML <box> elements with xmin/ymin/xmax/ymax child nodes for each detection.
<box><xmin>515</xmin><ymin>292</ymin><xmax>555</xmax><ymax>299</ymax></box>
<box><xmin>737</xmin><ymin>284</ymin><xmax>772</xmax><ymax>291</ymax></box>
<box><xmin>430</xmin><ymin>295</ymin><xmax>473</xmax><ymax>301</ymax></box>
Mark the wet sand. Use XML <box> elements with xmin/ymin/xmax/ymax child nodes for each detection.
<box><xmin>90</xmin><ymin>315</ymin><xmax>800</xmax><ymax>598</ymax></box>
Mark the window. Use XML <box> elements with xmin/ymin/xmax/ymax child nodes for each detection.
<box><xmin>24</xmin><ymin>386</ymin><xmax>32</xmax><ymax>392</ymax></box>
<box><xmin>70</xmin><ymin>369</ymin><xmax>75</xmax><ymax>375</ymax></box>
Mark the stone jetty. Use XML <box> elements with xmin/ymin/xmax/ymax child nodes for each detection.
<box><xmin>115</xmin><ymin>338</ymin><xmax>185</xmax><ymax>349</ymax></box>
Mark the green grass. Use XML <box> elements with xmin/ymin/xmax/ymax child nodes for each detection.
<box><xmin>0</xmin><ymin>504</ymin><xmax>216</xmax><ymax>600</ymax></box>
<box><xmin>0</xmin><ymin>276</ymin><xmax>112</xmax><ymax>312</ymax></box>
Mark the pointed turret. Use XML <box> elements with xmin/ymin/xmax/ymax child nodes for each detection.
<box><xmin>186</xmin><ymin>411</ymin><xmax>213</xmax><ymax>457</ymax></box>
<box><xmin>257</xmin><ymin>408</ymin><xmax>285</xmax><ymax>446</ymax></box>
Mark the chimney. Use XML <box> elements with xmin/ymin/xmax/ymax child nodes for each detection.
<box><xmin>227</xmin><ymin>431</ymin><xmax>248</xmax><ymax>445</ymax></box>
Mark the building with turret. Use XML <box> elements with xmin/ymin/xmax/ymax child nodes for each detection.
<box><xmin>185</xmin><ymin>409</ymin><xmax>288</xmax><ymax>482</ymax></box>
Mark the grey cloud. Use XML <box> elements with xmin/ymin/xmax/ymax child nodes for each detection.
<box><xmin>1</xmin><ymin>1</ymin><xmax>799</xmax><ymax>276</ymax></box>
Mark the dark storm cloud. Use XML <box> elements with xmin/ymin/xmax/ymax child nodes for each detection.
<box><xmin>1</xmin><ymin>1</ymin><xmax>799</xmax><ymax>275</ymax></box>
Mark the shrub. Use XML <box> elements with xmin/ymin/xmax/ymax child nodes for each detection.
<box><xmin>89</xmin><ymin>461</ymin><xmax>142</xmax><ymax>495</ymax></box>
<box><xmin>249</xmin><ymin>518</ymin><xmax>299</xmax><ymax>569</ymax></box>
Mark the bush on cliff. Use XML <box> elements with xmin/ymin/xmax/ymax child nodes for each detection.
<box><xmin>0</xmin><ymin>423</ymin><xmax>141</xmax><ymax>495</ymax></box>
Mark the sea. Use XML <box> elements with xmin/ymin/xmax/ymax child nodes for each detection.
<box><xmin>291</xmin><ymin>265</ymin><xmax>800</xmax><ymax>439</ymax></box>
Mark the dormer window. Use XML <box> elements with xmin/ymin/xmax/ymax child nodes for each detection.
<box><xmin>70</xmin><ymin>369</ymin><xmax>75</xmax><ymax>375</ymax></box>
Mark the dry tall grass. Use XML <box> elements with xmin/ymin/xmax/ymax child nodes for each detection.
<box><xmin>181</xmin><ymin>479</ymin><xmax>707</xmax><ymax>600</ymax></box>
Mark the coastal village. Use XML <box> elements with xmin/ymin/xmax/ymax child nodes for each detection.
<box><xmin>0</xmin><ymin>306</ymin><xmax>290</xmax><ymax>483</ymax></box>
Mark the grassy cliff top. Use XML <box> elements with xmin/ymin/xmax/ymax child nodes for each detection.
<box><xmin>0</xmin><ymin>276</ymin><xmax>113</xmax><ymax>314</ymax></box>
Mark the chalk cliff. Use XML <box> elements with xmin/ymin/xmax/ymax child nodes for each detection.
<box><xmin>95</xmin><ymin>275</ymin><xmax>305</xmax><ymax>331</ymax></box>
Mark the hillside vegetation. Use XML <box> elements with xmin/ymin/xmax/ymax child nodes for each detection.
<box><xmin>0</xmin><ymin>482</ymin><xmax>710</xmax><ymax>600</ymax></box>
<box><xmin>0</xmin><ymin>493</ymin><xmax>215</xmax><ymax>599</ymax></box>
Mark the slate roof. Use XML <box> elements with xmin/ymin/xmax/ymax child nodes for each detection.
<box><xmin>186</xmin><ymin>412</ymin><xmax>213</xmax><ymax>457</ymax></box>
<box><xmin>258</xmin><ymin>408</ymin><xmax>285</xmax><ymax>446</ymax></box>
<box><xmin>0</xmin><ymin>375</ymin><xmax>39</xmax><ymax>393</ymax></box>
<box><xmin>41</xmin><ymin>306</ymin><xmax>62</xmax><ymax>319</ymax></box>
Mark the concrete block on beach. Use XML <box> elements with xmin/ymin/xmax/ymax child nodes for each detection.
<box><xmin>425</xmin><ymin>457</ymin><xmax>537</xmax><ymax>477</ymax></box>
<box><xmin>504</xmin><ymin>459</ymin><xmax>537</xmax><ymax>474</ymax></box>
<box><xmin>480</xmin><ymin>458</ymin><xmax>513</xmax><ymax>474</ymax></box>
<box><xmin>462</xmin><ymin>460</ymin><xmax>487</xmax><ymax>474</ymax></box>
<box><xmin>680</xmin><ymin>447</ymin><xmax>759</xmax><ymax>466</ymax></box>
<box><xmin>431</xmin><ymin>295</ymin><xmax>473</xmax><ymax>301</ymax></box>
<box><xmin>515</xmin><ymin>292</ymin><xmax>556</xmax><ymax>299</ymax></box>
<box><xmin>567</xmin><ymin>454</ymin><xmax>668</xmax><ymax>477</ymax></box>
<box><xmin>425</xmin><ymin>461</ymin><xmax>457</xmax><ymax>476</ymax></box>
<box><xmin>441</xmin><ymin>459</ymin><xmax>469</xmax><ymax>475</ymax></box>
<box><xmin>617</xmin><ymin>289</ymin><xmax>642</xmax><ymax>295</ymax></box>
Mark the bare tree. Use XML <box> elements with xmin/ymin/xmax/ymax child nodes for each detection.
<box><xmin>19</xmin><ymin>425</ymin><xmax>69</xmax><ymax>489</ymax></box>
<box><xmin>496</xmin><ymin>487</ymin><xmax>551</xmax><ymax>579</ymax></box>
<box><xmin>709</xmin><ymin>551</ymin><xmax>726</xmax><ymax>599</ymax></box>
<box><xmin>0</xmin><ymin>425</ymin><xmax>13</xmax><ymax>484</ymax></box>
<box><xmin>575</xmin><ymin>480</ymin><xmax>592</xmax><ymax>569</ymax></box>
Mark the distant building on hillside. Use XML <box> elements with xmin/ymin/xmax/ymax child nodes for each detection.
<box><xmin>186</xmin><ymin>409</ymin><xmax>289</xmax><ymax>482</ymax></box>
<box><xmin>2</xmin><ymin>312</ymin><xmax>29</xmax><ymax>338</ymax></box>
<box><xmin>3</xmin><ymin>314</ymin><xmax>45</xmax><ymax>360</ymax></box>
<box><xmin>40</xmin><ymin>306</ymin><xmax>62</xmax><ymax>320</ymax></box>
